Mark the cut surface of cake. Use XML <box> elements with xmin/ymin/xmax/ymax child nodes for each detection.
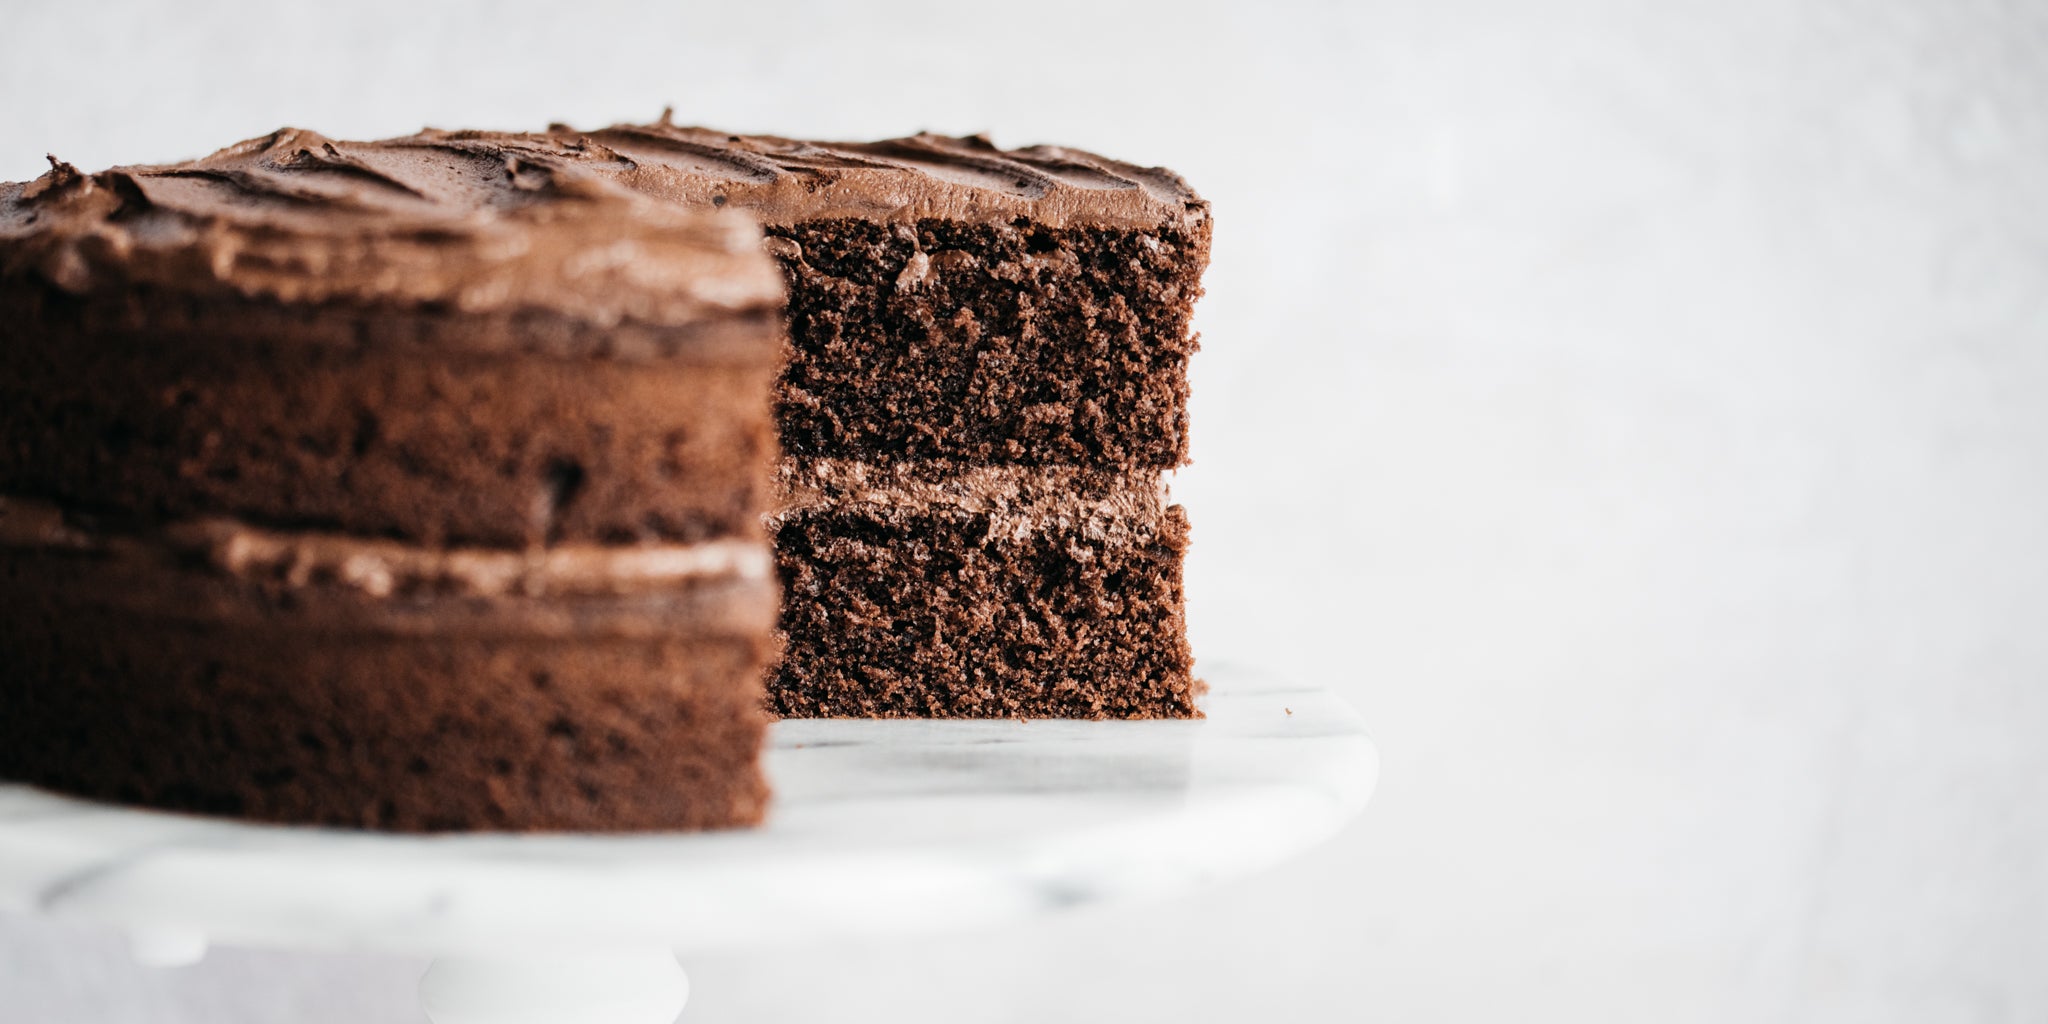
<box><xmin>0</xmin><ymin>129</ymin><xmax>786</xmax><ymax>830</ymax></box>
<box><xmin>529</xmin><ymin>120</ymin><xmax>1212</xmax><ymax>718</ymax></box>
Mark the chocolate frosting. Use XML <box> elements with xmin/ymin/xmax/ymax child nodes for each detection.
<box><xmin>543</xmin><ymin>115</ymin><xmax>1210</xmax><ymax>231</ymax></box>
<box><xmin>1</xmin><ymin>120</ymin><xmax>1203</xmax><ymax>319</ymax></box>
<box><xmin>0</xmin><ymin>493</ymin><xmax>770</xmax><ymax>600</ymax></box>
<box><xmin>0</xmin><ymin>128</ymin><xmax>784</xmax><ymax>325</ymax></box>
<box><xmin>772</xmin><ymin>459</ymin><xmax>1177</xmax><ymax>545</ymax></box>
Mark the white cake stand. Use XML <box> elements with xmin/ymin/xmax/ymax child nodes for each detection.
<box><xmin>0</xmin><ymin>666</ymin><xmax>1376</xmax><ymax>1023</ymax></box>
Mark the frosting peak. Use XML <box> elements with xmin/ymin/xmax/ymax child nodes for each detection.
<box><xmin>0</xmin><ymin>494</ymin><xmax>771</xmax><ymax>600</ymax></box>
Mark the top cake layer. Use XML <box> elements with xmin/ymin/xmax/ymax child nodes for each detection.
<box><xmin>0</xmin><ymin>130</ymin><xmax>788</xmax><ymax>547</ymax></box>
<box><xmin>4</xmin><ymin>121</ymin><xmax>1208</xmax><ymax>474</ymax></box>
<box><xmin>539</xmin><ymin>118</ymin><xmax>1210</xmax><ymax>232</ymax></box>
<box><xmin>0</xmin><ymin>127</ymin><xmax>784</xmax><ymax>336</ymax></box>
<box><xmin>523</xmin><ymin>118</ymin><xmax>1212</xmax><ymax>471</ymax></box>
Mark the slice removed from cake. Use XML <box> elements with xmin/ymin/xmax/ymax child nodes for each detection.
<box><xmin>533</xmin><ymin>120</ymin><xmax>1213</xmax><ymax>718</ymax></box>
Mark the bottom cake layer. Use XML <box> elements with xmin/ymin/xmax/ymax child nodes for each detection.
<box><xmin>770</xmin><ymin>500</ymin><xmax>1199</xmax><ymax>719</ymax></box>
<box><xmin>0</xmin><ymin>497</ymin><xmax>777</xmax><ymax>832</ymax></box>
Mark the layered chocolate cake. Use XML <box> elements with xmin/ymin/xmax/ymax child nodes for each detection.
<box><xmin>536</xmin><ymin>118</ymin><xmax>1212</xmax><ymax>718</ymax></box>
<box><xmin>0</xmin><ymin>130</ymin><xmax>786</xmax><ymax>830</ymax></box>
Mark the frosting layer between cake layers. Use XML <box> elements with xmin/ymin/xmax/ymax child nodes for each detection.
<box><xmin>0</xmin><ymin>494</ymin><xmax>775</xmax><ymax>619</ymax></box>
<box><xmin>774</xmin><ymin>459</ymin><xmax>1174</xmax><ymax>541</ymax></box>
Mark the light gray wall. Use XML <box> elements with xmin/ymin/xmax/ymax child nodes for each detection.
<box><xmin>4</xmin><ymin>1</ymin><xmax>2045</xmax><ymax>1020</ymax></box>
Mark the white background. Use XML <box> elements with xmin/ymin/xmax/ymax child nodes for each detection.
<box><xmin>4</xmin><ymin>0</ymin><xmax>2046</xmax><ymax>1020</ymax></box>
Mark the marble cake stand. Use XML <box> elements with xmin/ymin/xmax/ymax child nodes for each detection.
<box><xmin>0</xmin><ymin>667</ymin><xmax>1377</xmax><ymax>1023</ymax></box>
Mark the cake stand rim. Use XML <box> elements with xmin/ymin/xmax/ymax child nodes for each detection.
<box><xmin>0</xmin><ymin>667</ymin><xmax>1377</xmax><ymax>958</ymax></box>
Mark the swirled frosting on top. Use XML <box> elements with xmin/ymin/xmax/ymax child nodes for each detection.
<box><xmin>0</xmin><ymin>127</ymin><xmax>784</xmax><ymax>325</ymax></box>
<box><xmin>1</xmin><ymin>119</ymin><xmax>1204</xmax><ymax>319</ymax></box>
<box><xmin>542</xmin><ymin>116</ymin><xmax>1210</xmax><ymax>231</ymax></box>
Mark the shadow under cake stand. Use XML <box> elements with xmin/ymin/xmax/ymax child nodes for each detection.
<box><xmin>0</xmin><ymin>666</ymin><xmax>1378</xmax><ymax>1023</ymax></box>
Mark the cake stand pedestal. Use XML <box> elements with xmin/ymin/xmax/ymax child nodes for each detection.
<box><xmin>0</xmin><ymin>667</ymin><xmax>1377</xmax><ymax>1023</ymax></box>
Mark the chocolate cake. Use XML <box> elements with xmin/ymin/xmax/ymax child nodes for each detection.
<box><xmin>534</xmin><ymin>119</ymin><xmax>1213</xmax><ymax>718</ymax></box>
<box><xmin>0</xmin><ymin>130</ymin><xmax>786</xmax><ymax>830</ymax></box>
